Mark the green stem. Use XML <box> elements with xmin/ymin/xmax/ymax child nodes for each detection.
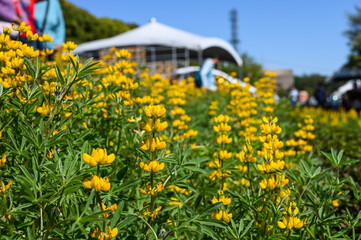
<box><xmin>287</xmin><ymin>230</ymin><xmax>291</xmax><ymax>240</ymax></box>
<box><xmin>44</xmin><ymin>76</ymin><xmax>78</xmax><ymax>135</ymax></box>
<box><xmin>150</xmin><ymin>171</ymin><xmax>154</xmax><ymax>212</ymax></box>
<box><xmin>116</xmin><ymin>126</ymin><xmax>122</xmax><ymax>155</ymax></box>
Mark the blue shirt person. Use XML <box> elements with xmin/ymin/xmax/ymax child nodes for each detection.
<box><xmin>35</xmin><ymin>0</ymin><xmax>65</xmax><ymax>50</ymax></box>
<box><xmin>200</xmin><ymin>57</ymin><xmax>219</xmax><ymax>91</ymax></box>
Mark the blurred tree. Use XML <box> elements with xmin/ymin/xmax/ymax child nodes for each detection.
<box><xmin>241</xmin><ymin>53</ymin><xmax>264</xmax><ymax>83</ymax></box>
<box><xmin>294</xmin><ymin>74</ymin><xmax>326</xmax><ymax>94</ymax></box>
<box><xmin>221</xmin><ymin>53</ymin><xmax>263</xmax><ymax>83</ymax></box>
<box><xmin>59</xmin><ymin>0</ymin><xmax>137</xmax><ymax>44</ymax></box>
<box><xmin>345</xmin><ymin>6</ymin><xmax>361</xmax><ymax>67</ymax></box>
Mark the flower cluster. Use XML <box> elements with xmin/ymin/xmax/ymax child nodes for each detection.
<box><xmin>139</xmin><ymin>105</ymin><xmax>167</xmax><ymax>219</ymax></box>
<box><xmin>278</xmin><ymin>202</ymin><xmax>306</xmax><ymax>230</ymax></box>
<box><xmin>254</xmin><ymin>72</ymin><xmax>277</xmax><ymax>113</ymax></box>
<box><xmin>91</xmin><ymin>226</ymin><xmax>118</xmax><ymax>240</ymax></box>
<box><xmin>285</xmin><ymin>115</ymin><xmax>315</xmax><ymax>156</ymax></box>
<box><xmin>82</xmin><ymin>148</ymin><xmax>115</xmax><ymax>192</ymax></box>
<box><xmin>257</xmin><ymin>117</ymin><xmax>289</xmax><ymax>192</ymax></box>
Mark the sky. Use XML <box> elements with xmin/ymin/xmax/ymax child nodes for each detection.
<box><xmin>67</xmin><ymin>0</ymin><xmax>360</xmax><ymax>76</ymax></box>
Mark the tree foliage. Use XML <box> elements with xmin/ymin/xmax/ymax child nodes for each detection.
<box><xmin>60</xmin><ymin>0</ymin><xmax>137</xmax><ymax>44</ymax></box>
<box><xmin>241</xmin><ymin>53</ymin><xmax>264</xmax><ymax>83</ymax></box>
<box><xmin>294</xmin><ymin>74</ymin><xmax>326</xmax><ymax>93</ymax></box>
<box><xmin>345</xmin><ymin>6</ymin><xmax>361</xmax><ymax>67</ymax></box>
<box><xmin>221</xmin><ymin>53</ymin><xmax>263</xmax><ymax>83</ymax></box>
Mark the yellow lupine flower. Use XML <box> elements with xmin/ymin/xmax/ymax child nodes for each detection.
<box><xmin>139</xmin><ymin>136</ymin><xmax>166</xmax><ymax>152</ymax></box>
<box><xmin>139</xmin><ymin>160</ymin><xmax>165</xmax><ymax>173</ymax></box>
<box><xmin>99</xmin><ymin>203</ymin><xmax>117</xmax><ymax>218</ymax></box>
<box><xmin>211</xmin><ymin>210</ymin><xmax>233</xmax><ymax>223</ymax></box>
<box><xmin>0</xmin><ymin>180</ymin><xmax>12</xmax><ymax>194</ymax></box>
<box><xmin>115</xmin><ymin>49</ymin><xmax>131</xmax><ymax>58</ymax></box>
<box><xmin>287</xmin><ymin>202</ymin><xmax>299</xmax><ymax>215</ymax></box>
<box><xmin>212</xmin><ymin>195</ymin><xmax>231</xmax><ymax>205</ymax></box>
<box><xmin>257</xmin><ymin>160</ymin><xmax>285</xmax><ymax>174</ymax></box>
<box><xmin>62</xmin><ymin>41</ymin><xmax>77</xmax><ymax>51</ymax></box>
<box><xmin>26</xmin><ymin>31</ymin><xmax>38</xmax><ymax>41</ymax></box>
<box><xmin>3</xmin><ymin>27</ymin><xmax>11</xmax><ymax>35</ymax></box>
<box><xmin>169</xmin><ymin>197</ymin><xmax>183</xmax><ymax>207</ymax></box>
<box><xmin>144</xmin><ymin>105</ymin><xmax>166</xmax><ymax>118</ymax></box>
<box><xmin>141</xmin><ymin>119</ymin><xmax>168</xmax><ymax>133</ymax></box>
<box><xmin>91</xmin><ymin>226</ymin><xmax>118</xmax><ymax>240</ymax></box>
<box><xmin>241</xmin><ymin>178</ymin><xmax>250</xmax><ymax>187</ymax></box>
<box><xmin>0</xmin><ymin>154</ymin><xmax>6</xmax><ymax>167</ymax></box>
<box><xmin>215</xmin><ymin>134</ymin><xmax>233</xmax><ymax>144</ymax></box>
<box><xmin>259</xmin><ymin>175</ymin><xmax>289</xmax><ymax>191</ymax></box>
<box><xmin>142</xmin><ymin>206</ymin><xmax>162</xmax><ymax>219</ymax></box>
<box><xmin>38</xmin><ymin>34</ymin><xmax>53</xmax><ymax>42</ymax></box>
<box><xmin>213</xmin><ymin>114</ymin><xmax>230</xmax><ymax>123</ymax></box>
<box><xmin>278</xmin><ymin>216</ymin><xmax>304</xmax><ymax>230</ymax></box>
<box><xmin>36</xmin><ymin>103</ymin><xmax>53</xmax><ymax>116</ymax></box>
<box><xmin>213</xmin><ymin>123</ymin><xmax>232</xmax><ymax>133</ymax></box>
<box><xmin>82</xmin><ymin>148</ymin><xmax>115</xmax><ymax>167</ymax></box>
<box><xmin>82</xmin><ymin>175</ymin><xmax>111</xmax><ymax>192</ymax></box>
<box><xmin>215</xmin><ymin>150</ymin><xmax>232</xmax><ymax>160</ymax></box>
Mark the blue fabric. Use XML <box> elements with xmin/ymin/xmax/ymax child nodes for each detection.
<box><xmin>200</xmin><ymin>58</ymin><xmax>216</xmax><ymax>91</ymax></box>
<box><xmin>35</xmin><ymin>0</ymin><xmax>65</xmax><ymax>49</ymax></box>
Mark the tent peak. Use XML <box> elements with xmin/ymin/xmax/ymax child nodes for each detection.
<box><xmin>150</xmin><ymin>17</ymin><xmax>157</xmax><ymax>23</ymax></box>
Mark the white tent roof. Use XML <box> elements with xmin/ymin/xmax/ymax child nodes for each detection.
<box><xmin>73</xmin><ymin>18</ymin><xmax>242</xmax><ymax>66</ymax></box>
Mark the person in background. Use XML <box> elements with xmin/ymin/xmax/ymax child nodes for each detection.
<box><xmin>200</xmin><ymin>56</ymin><xmax>219</xmax><ymax>91</ymax></box>
<box><xmin>0</xmin><ymin>0</ymin><xmax>22</xmax><ymax>34</ymax></box>
<box><xmin>314</xmin><ymin>83</ymin><xmax>327</xmax><ymax>108</ymax></box>
<box><xmin>289</xmin><ymin>85</ymin><xmax>299</xmax><ymax>108</ymax></box>
<box><xmin>35</xmin><ymin>0</ymin><xmax>65</xmax><ymax>51</ymax></box>
<box><xmin>298</xmin><ymin>90</ymin><xmax>309</xmax><ymax>108</ymax></box>
<box><xmin>328</xmin><ymin>90</ymin><xmax>340</xmax><ymax>111</ymax></box>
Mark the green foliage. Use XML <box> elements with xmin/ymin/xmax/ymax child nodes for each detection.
<box><xmin>294</xmin><ymin>74</ymin><xmax>326</xmax><ymax>93</ymax></box>
<box><xmin>241</xmin><ymin>53</ymin><xmax>264</xmax><ymax>83</ymax></box>
<box><xmin>1</xmin><ymin>45</ymin><xmax>361</xmax><ymax>239</ymax></box>
<box><xmin>345</xmin><ymin>6</ymin><xmax>361</xmax><ymax>67</ymax></box>
<box><xmin>221</xmin><ymin>53</ymin><xmax>263</xmax><ymax>82</ymax></box>
<box><xmin>60</xmin><ymin>0</ymin><xmax>137</xmax><ymax>44</ymax></box>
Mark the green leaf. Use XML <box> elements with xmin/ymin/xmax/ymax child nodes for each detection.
<box><xmin>117</xmin><ymin>215</ymin><xmax>137</xmax><ymax>229</ymax></box>
<box><xmin>183</xmin><ymin>165</ymin><xmax>207</xmax><ymax>174</ymax></box>
<box><xmin>116</xmin><ymin>166</ymin><xmax>128</xmax><ymax>181</ymax></box>
<box><xmin>55</xmin><ymin>65</ymin><xmax>65</xmax><ymax>85</ymax></box>
<box><xmin>27</xmin><ymin>227</ymin><xmax>35</xmax><ymax>240</ymax></box>
<box><xmin>115</xmin><ymin>179</ymin><xmax>141</xmax><ymax>193</ymax></box>
<box><xmin>199</xmin><ymin>202</ymin><xmax>223</xmax><ymax>217</ymax></box>
<box><xmin>195</xmin><ymin>219</ymin><xmax>227</xmax><ymax>228</ymax></box>
<box><xmin>110</xmin><ymin>201</ymin><xmax>124</xmax><ymax>228</ymax></box>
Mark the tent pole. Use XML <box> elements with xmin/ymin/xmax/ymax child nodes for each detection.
<box><xmin>172</xmin><ymin>47</ymin><xmax>177</xmax><ymax>71</ymax></box>
<box><xmin>238</xmin><ymin>65</ymin><xmax>243</xmax><ymax>81</ymax></box>
<box><xmin>197</xmin><ymin>51</ymin><xmax>203</xmax><ymax>66</ymax></box>
<box><xmin>151</xmin><ymin>47</ymin><xmax>156</xmax><ymax>74</ymax></box>
<box><xmin>136</xmin><ymin>46</ymin><xmax>140</xmax><ymax>65</ymax></box>
<box><xmin>185</xmin><ymin>48</ymin><xmax>189</xmax><ymax>67</ymax></box>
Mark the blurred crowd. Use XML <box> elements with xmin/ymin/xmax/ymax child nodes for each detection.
<box><xmin>288</xmin><ymin>81</ymin><xmax>361</xmax><ymax>112</ymax></box>
<box><xmin>0</xmin><ymin>0</ymin><xmax>65</xmax><ymax>51</ymax></box>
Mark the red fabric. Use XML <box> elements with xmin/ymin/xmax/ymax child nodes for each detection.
<box><xmin>13</xmin><ymin>0</ymin><xmax>37</xmax><ymax>35</ymax></box>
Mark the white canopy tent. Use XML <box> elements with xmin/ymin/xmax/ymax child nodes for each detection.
<box><xmin>73</xmin><ymin>18</ymin><xmax>242</xmax><ymax>67</ymax></box>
